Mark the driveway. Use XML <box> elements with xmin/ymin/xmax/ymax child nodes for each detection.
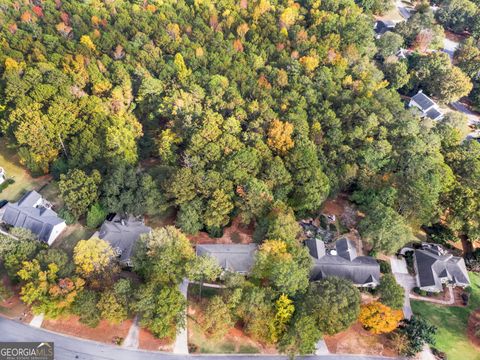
<box><xmin>443</xmin><ymin>38</ymin><xmax>459</xmax><ymax>60</ymax></box>
<box><xmin>395</xmin><ymin>0</ymin><xmax>412</xmax><ymax>19</ymax></box>
<box><xmin>0</xmin><ymin>318</ymin><xmax>396</xmax><ymax>360</ymax></box>
<box><xmin>390</xmin><ymin>257</ymin><xmax>416</xmax><ymax>320</ymax></box>
<box><xmin>450</xmin><ymin>101</ymin><xmax>480</xmax><ymax>126</ymax></box>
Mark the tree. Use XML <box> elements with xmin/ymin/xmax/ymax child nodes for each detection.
<box><xmin>377</xmin><ymin>274</ymin><xmax>405</xmax><ymax>310</ymax></box>
<box><xmin>204</xmin><ymin>190</ymin><xmax>234</xmax><ymax>228</ymax></box>
<box><xmin>357</xmin><ymin>0</ymin><xmax>393</xmax><ymax>14</ymax></box>
<box><xmin>201</xmin><ymin>296</ymin><xmax>233</xmax><ymax>339</ymax></box>
<box><xmin>86</xmin><ymin>203</ymin><xmax>108</xmax><ymax>228</ymax></box>
<box><xmin>18</xmin><ymin>260</ymin><xmax>85</xmax><ymax>318</ymax></box>
<box><xmin>0</xmin><ymin>232</ymin><xmax>43</xmax><ymax>281</ymax></box>
<box><xmin>305</xmin><ymin>278</ymin><xmax>361</xmax><ymax>335</ymax></box>
<box><xmin>36</xmin><ymin>248</ymin><xmax>74</xmax><ymax>278</ymax></box>
<box><xmin>59</xmin><ymin>169</ymin><xmax>101</xmax><ymax>219</ymax></box>
<box><xmin>252</xmin><ymin>240</ymin><xmax>311</xmax><ymax>296</ymax></box>
<box><xmin>376</xmin><ymin>32</ymin><xmax>404</xmax><ymax>59</ymax></box>
<box><xmin>134</xmin><ymin>284</ymin><xmax>186</xmax><ymax>339</ymax></box>
<box><xmin>359</xmin><ymin>201</ymin><xmax>413</xmax><ymax>254</ymax></box>
<box><xmin>278</xmin><ymin>308</ymin><xmax>322</xmax><ymax>356</ymax></box>
<box><xmin>73</xmin><ymin>238</ymin><xmax>116</xmax><ymax>279</ymax></box>
<box><xmin>382</xmin><ymin>58</ymin><xmax>410</xmax><ymax>90</ymax></box>
<box><xmin>436</xmin><ymin>0</ymin><xmax>477</xmax><ymax>34</ymax></box>
<box><xmin>455</xmin><ymin>37</ymin><xmax>480</xmax><ymax>80</ymax></box>
<box><xmin>72</xmin><ymin>290</ymin><xmax>101</xmax><ymax>327</ymax></box>
<box><xmin>267</xmin><ymin>119</ymin><xmax>295</xmax><ymax>155</ymax></box>
<box><xmin>398</xmin><ymin>316</ymin><xmax>437</xmax><ymax>356</ymax></box>
<box><xmin>133</xmin><ymin>226</ymin><xmax>194</xmax><ymax>284</ymax></box>
<box><xmin>274</xmin><ymin>294</ymin><xmax>295</xmax><ymax>340</ymax></box>
<box><xmin>359</xmin><ymin>301</ymin><xmax>403</xmax><ymax>334</ymax></box>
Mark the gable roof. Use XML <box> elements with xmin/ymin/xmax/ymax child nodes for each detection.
<box><xmin>98</xmin><ymin>216</ymin><xmax>151</xmax><ymax>263</ymax></box>
<box><xmin>1</xmin><ymin>191</ymin><xmax>64</xmax><ymax>242</ymax></box>
<box><xmin>411</xmin><ymin>91</ymin><xmax>436</xmax><ymax>111</ymax></box>
<box><xmin>306</xmin><ymin>237</ymin><xmax>380</xmax><ymax>286</ymax></box>
<box><xmin>415</xmin><ymin>243</ymin><xmax>470</xmax><ymax>291</ymax></box>
<box><xmin>196</xmin><ymin>244</ymin><xmax>258</xmax><ymax>274</ymax></box>
<box><xmin>425</xmin><ymin>107</ymin><xmax>443</xmax><ymax>120</ymax></box>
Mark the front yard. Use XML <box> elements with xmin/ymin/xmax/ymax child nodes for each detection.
<box><xmin>411</xmin><ymin>272</ymin><xmax>480</xmax><ymax>360</ymax></box>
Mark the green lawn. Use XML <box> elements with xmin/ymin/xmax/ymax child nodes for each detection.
<box><xmin>51</xmin><ymin>224</ymin><xmax>95</xmax><ymax>255</ymax></box>
<box><xmin>0</xmin><ymin>139</ymin><xmax>51</xmax><ymax>201</ymax></box>
<box><xmin>411</xmin><ymin>272</ymin><xmax>480</xmax><ymax>360</ymax></box>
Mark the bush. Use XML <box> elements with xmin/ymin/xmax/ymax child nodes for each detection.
<box><xmin>0</xmin><ymin>178</ymin><xmax>15</xmax><ymax>193</ymax></box>
<box><xmin>378</xmin><ymin>274</ymin><xmax>404</xmax><ymax>309</ymax></box>
<box><xmin>86</xmin><ymin>203</ymin><xmax>107</xmax><ymax>228</ymax></box>
<box><xmin>58</xmin><ymin>208</ymin><xmax>76</xmax><ymax>225</ymax></box>
<box><xmin>379</xmin><ymin>260</ymin><xmax>392</xmax><ymax>274</ymax></box>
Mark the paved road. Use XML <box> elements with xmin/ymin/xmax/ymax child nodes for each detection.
<box><xmin>0</xmin><ymin>318</ymin><xmax>395</xmax><ymax>360</ymax></box>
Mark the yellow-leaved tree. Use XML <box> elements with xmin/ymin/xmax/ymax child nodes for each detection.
<box><xmin>267</xmin><ymin>119</ymin><xmax>295</xmax><ymax>155</ymax></box>
<box><xmin>358</xmin><ymin>301</ymin><xmax>403</xmax><ymax>334</ymax></box>
<box><xmin>73</xmin><ymin>238</ymin><xmax>115</xmax><ymax>278</ymax></box>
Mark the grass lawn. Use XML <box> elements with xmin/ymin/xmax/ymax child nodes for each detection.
<box><xmin>0</xmin><ymin>139</ymin><xmax>51</xmax><ymax>201</ymax></box>
<box><xmin>411</xmin><ymin>272</ymin><xmax>480</xmax><ymax>360</ymax></box>
<box><xmin>51</xmin><ymin>223</ymin><xmax>95</xmax><ymax>255</ymax></box>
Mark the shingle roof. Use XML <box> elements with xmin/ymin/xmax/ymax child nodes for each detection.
<box><xmin>1</xmin><ymin>191</ymin><xmax>64</xmax><ymax>242</ymax></box>
<box><xmin>425</xmin><ymin>107</ymin><xmax>443</xmax><ymax>120</ymax></box>
<box><xmin>196</xmin><ymin>244</ymin><xmax>258</xmax><ymax>273</ymax></box>
<box><xmin>98</xmin><ymin>216</ymin><xmax>151</xmax><ymax>263</ymax></box>
<box><xmin>308</xmin><ymin>238</ymin><xmax>380</xmax><ymax>286</ymax></box>
<box><xmin>411</xmin><ymin>91</ymin><xmax>435</xmax><ymax>111</ymax></box>
<box><xmin>415</xmin><ymin>244</ymin><xmax>470</xmax><ymax>291</ymax></box>
<box><xmin>305</xmin><ymin>239</ymin><xmax>325</xmax><ymax>259</ymax></box>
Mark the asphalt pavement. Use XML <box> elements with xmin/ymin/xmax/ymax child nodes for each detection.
<box><xmin>0</xmin><ymin>317</ymin><xmax>396</xmax><ymax>360</ymax></box>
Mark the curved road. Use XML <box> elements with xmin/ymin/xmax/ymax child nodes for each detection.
<box><xmin>0</xmin><ymin>318</ymin><xmax>394</xmax><ymax>360</ymax></box>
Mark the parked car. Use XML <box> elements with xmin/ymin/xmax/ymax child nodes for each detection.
<box><xmin>0</xmin><ymin>199</ymin><xmax>7</xmax><ymax>209</ymax></box>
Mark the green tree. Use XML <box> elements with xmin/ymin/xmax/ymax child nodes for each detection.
<box><xmin>86</xmin><ymin>203</ymin><xmax>108</xmax><ymax>229</ymax></box>
<box><xmin>59</xmin><ymin>169</ymin><xmax>101</xmax><ymax>219</ymax></box>
<box><xmin>72</xmin><ymin>290</ymin><xmax>101</xmax><ymax>327</ymax></box>
<box><xmin>202</xmin><ymin>296</ymin><xmax>233</xmax><ymax>339</ymax></box>
<box><xmin>376</xmin><ymin>32</ymin><xmax>404</xmax><ymax>59</ymax></box>
<box><xmin>377</xmin><ymin>274</ymin><xmax>405</xmax><ymax>310</ymax></box>
<box><xmin>134</xmin><ymin>284</ymin><xmax>186</xmax><ymax>339</ymax></box>
<box><xmin>305</xmin><ymin>278</ymin><xmax>361</xmax><ymax>335</ymax></box>
<box><xmin>398</xmin><ymin>316</ymin><xmax>437</xmax><ymax>356</ymax></box>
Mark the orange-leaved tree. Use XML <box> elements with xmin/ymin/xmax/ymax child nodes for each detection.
<box><xmin>358</xmin><ymin>301</ymin><xmax>403</xmax><ymax>334</ymax></box>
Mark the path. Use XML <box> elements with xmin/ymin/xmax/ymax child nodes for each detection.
<box><xmin>29</xmin><ymin>313</ymin><xmax>44</xmax><ymax>328</ymax></box>
<box><xmin>173</xmin><ymin>278</ymin><xmax>189</xmax><ymax>355</ymax></box>
<box><xmin>443</xmin><ymin>37</ymin><xmax>459</xmax><ymax>60</ymax></box>
<box><xmin>390</xmin><ymin>256</ymin><xmax>415</xmax><ymax>319</ymax></box>
<box><xmin>410</xmin><ymin>286</ymin><xmax>455</xmax><ymax>305</ymax></box>
<box><xmin>0</xmin><ymin>318</ymin><xmax>394</xmax><ymax>360</ymax></box>
<box><xmin>123</xmin><ymin>315</ymin><xmax>140</xmax><ymax>349</ymax></box>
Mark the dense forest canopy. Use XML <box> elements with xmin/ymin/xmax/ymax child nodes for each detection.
<box><xmin>0</xmin><ymin>0</ymin><xmax>471</xmax><ymax>244</ymax></box>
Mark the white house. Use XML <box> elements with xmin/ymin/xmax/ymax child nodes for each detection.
<box><xmin>0</xmin><ymin>191</ymin><xmax>66</xmax><ymax>245</ymax></box>
<box><xmin>409</xmin><ymin>90</ymin><xmax>444</xmax><ymax>121</ymax></box>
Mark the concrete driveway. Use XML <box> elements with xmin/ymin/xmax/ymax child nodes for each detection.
<box><xmin>390</xmin><ymin>257</ymin><xmax>416</xmax><ymax>319</ymax></box>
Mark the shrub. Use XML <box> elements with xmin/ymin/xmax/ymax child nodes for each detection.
<box><xmin>86</xmin><ymin>203</ymin><xmax>107</xmax><ymax>228</ymax></box>
<box><xmin>58</xmin><ymin>208</ymin><xmax>76</xmax><ymax>225</ymax></box>
<box><xmin>379</xmin><ymin>260</ymin><xmax>392</xmax><ymax>274</ymax></box>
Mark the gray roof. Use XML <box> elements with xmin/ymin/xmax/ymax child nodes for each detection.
<box><xmin>306</xmin><ymin>238</ymin><xmax>380</xmax><ymax>286</ymax></box>
<box><xmin>305</xmin><ymin>238</ymin><xmax>326</xmax><ymax>259</ymax></box>
<box><xmin>1</xmin><ymin>191</ymin><xmax>64</xmax><ymax>243</ymax></box>
<box><xmin>415</xmin><ymin>243</ymin><xmax>470</xmax><ymax>291</ymax></box>
<box><xmin>374</xmin><ymin>20</ymin><xmax>395</xmax><ymax>34</ymax></box>
<box><xmin>411</xmin><ymin>91</ymin><xmax>435</xmax><ymax>111</ymax></box>
<box><xmin>196</xmin><ymin>244</ymin><xmax>258</xmax><ymax>274</ymax></box>
<box><xmin>425</xmin><ymin>107</ymin><xmax>443</xmax><ymax>120</ymax></box>
<box><xmin>98</xmin><ymin>216</ymin><xmax>151</xmax><ymax>263</ymax></box>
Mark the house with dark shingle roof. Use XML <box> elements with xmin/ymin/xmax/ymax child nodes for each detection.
<box><xmin>0</xmin><ymin>191</ymin><xmax>66</xmax><ymax>245</ymax></box>
<box><xmin>196</xmin><ymin>244</ymin><xmax>258</xmax><ymax>274</ymax></box>
<box><xmin>305</xmin><ymin>237</ymin><xmax>380</xmax><ymax>287</ymax></box>
<box><xmin>414</xmin><ymin>243</ymin><xmax>470</xmax><ymax>293</ymax></box>
<box><xmin>409</xmin><ymin>90</ymin><xmax>444</xmax><ymax>121</ymax></box>
<box><xmin>95</xmin><ymin>214</ymin><xmax>151</xmax><ymax>267</ymax></box>
<box><xmin>373</xmin><ymin>20</ymin><xmax>396</xmax><ymax>38</ymax></box>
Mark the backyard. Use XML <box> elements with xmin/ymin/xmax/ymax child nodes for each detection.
<box><xmin>0</xmin><ymin>139</ymin><xmax>51</xmax><ymax>201</ymax></box>
<box><xmin>411</xmin><ymin>272</ymin><xmax>480</xmax><ymax>360</ymax></box>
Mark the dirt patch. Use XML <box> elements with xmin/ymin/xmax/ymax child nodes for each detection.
<box><xmin>138</xmin><ymin>328</ymin><xmax>173</xmax><ymax>351</ymax></box>
<box><xmin>189</xmin><ymin>217</ymin><xmax>254</xmax><ymax>245</ymax></box>
<box><xmin>324</xmin><ymin>322</ymin><xmax>397</xmax><ymax>357</ymax></box>
<box><xmin>467</xmin><ymin>308</ymin><xmax>480</xmax><ymax>349</ymax></box>
<box><xmin>42</xmin><ymin>316</ymin><xmax>132</xmax><ymax>345</ymax></box>
<box><xmin>0</xmin><ymin>275</ymin><xmax>32</xmax><ymax>322</ymax></box>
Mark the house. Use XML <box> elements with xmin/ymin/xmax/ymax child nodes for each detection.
<box><xmin>196</xmin><ymin>244</ymin><xmax>258</xmax><ymax>274</ymax></box>
<box><xmin>414</xmin><ymin>243</ymin><xmax>470</xmax><ymax>293</ymax></box>
<box><xmin>0</xmin><ymin>167</ymin><xmax>5</xmax><ymax>185</ymax></box>
<box><xmin>95</xmin><ymin>214</ymin><xmax>151</xmax><ymax>267</ymax></box>
<box><xmin>373</xmin><ymin>20</ymin><xmax>396</xmax><ymax>38</ymax></box>
<box><xmin>305</xmin><ymin>237</ymin><xmax>380</xmax><ymax>287</ymax></box>
<box><xmin>409</xmin><ymin>90</ymin><xmax>444</xmax><ymax>121</ymax></box>
<box><xmin>0</xmin><ymin>191</ymin><xmax>66</xmax><ymax>245</ymax></box>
